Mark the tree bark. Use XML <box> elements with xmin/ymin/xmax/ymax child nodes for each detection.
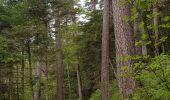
<box><xmin>101</xmin><ymin>0</ymin><xmax>110</xmax><ymax>99</ymax></box>
<box><xmin>112</xmin><ymin>0</ymin><xmax>138</xmax><ymax>98</ymax></box>
<box><xmin>55</xmin><ymin>25</ymin><xmax>63</xmax><ymax>100</ymax></box>
<box><xmin>77</xmin><ymin>64</ymin><xmax>83</xmax><ymax>100</ymax></box>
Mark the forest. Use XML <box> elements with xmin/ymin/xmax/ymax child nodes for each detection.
<box><xmin>0</xmin><ymin>0</ymin><xmax>170</xmax><ymax>100</ymax></box>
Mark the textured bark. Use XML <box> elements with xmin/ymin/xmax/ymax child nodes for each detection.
<box><xmin>101</xmin><ymin>0</ymin><xmax>110</xmax><ymax>99</ymax></box>
<box><xmin>77</xmin><ymin>64</ymin><xmax>83</xmax><ymax>100</ymax></box>
<box><xmin>55</xmin><ymin>27</ymin><xmax>63</xmax><ymax>100</ymax></box>
<box><xmin>27</xmin><ymin>40</ymin><xmax>34</xmax><ymax>100</ymax></box>
<box><xmin>112</xmin><ymin>0</ymin><xmax>138</xmax><ymax>98</ymax></box>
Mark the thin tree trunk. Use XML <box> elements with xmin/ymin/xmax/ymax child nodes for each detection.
<box><xmin>109</xmin><ymin>59</ymin><xmax>117</xmax><ymax>80</ymax></box>
<box><xmin>141</xmin><ymin>24</ymin><xmax>147</xmax><ymax>56</ymax></box>
<box><xmin>134</xmin><ymin>17</ymin><xmax>142</xmax><ymax>55</ymax></box>
<box><xmin>55</xmin><ymin>25</ymin><xmax>63</xmax><ymax>100</ymax></box>
<box><xmin>27</xmin><ymin>40</ymin><xmax>34</xmax><ymax>100</ymax></box>
<box><xmin>91</xmin><ymin>0</ymin><xmax>97</xmax><ymax>10</ymax></box>
<box><xmin>45</xmin><ymin>58</ymin><xmax>49</xmax><ymax>100</ymax></box>
<box><xmin>101</xmin><ymin>0</ymin><xmax>110</xmax><ymax>99</ymax></box>
<box><xmin>16</xmin><ymin>65</ymin><xmax>20</xmax><ymax>100</ymax></box>
<box><xmin>45</xmin><ymin>22</ymin><xmax>49</xmax><ymax>100</ymax></box>
<box><xmin>112</xmin><ymin>0</ymin><xmax>138</xmax><ymax>98</ymax></box>
<box><xmin>134</xmin><ymin>14</ymin><xmax>147</xmax><ymax>55</ymax></box>
<box><xmin>77</xmin><ymin>64</ymin><xmax>83</xmax><ymax>100</ymax></box>
<box><xmin>153</xmin><ymin>3</ymin><xmax>165</xmax><ymax>55</ymax></box>
<box><xmin>21</xmin><ymin>46</ymin><xmax>25</xmax><ymax>100</ymax></box>
<box><xmin>153</xmin><ymin>3</ymin><xmax>159</xmax><ymax>55</ymax></box>
<box><xmin>8</xmin><ymin>67</ymin><xmax>13</xmax><ymax>100</ymax></box>
<box><xmin>34</xmin><ymin>63</ymin><xmax>41</xmax><ymax>100</ymax></box>
<box><xmin>67</xmin><ymin>64</ymin><xmax>71</xmax><ymax>100</ymax></box>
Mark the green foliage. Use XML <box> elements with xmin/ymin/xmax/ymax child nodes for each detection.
<box><xmin>89</xmin><ymin>80</ymin><xmax>119</xmax><ymax>100</ymax></box>
<box><xmin>133</xmin><ymin>54</ymin><xmax>170</xmax><ymax>99</ymax></box>
<box><xmin>76</xmin><ymin>10</ymin><xmax>103</xmax><ymax>98</ymax></box>
<box><xmin>89</xmin><ymin>89</ymin><xmax>101</xmax><ymax>100</ymax></box>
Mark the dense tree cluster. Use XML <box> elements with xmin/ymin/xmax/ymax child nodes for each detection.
<box><xmin>0</xmin><ymin>0</ymin><xmax>170</xmax><ymax>100</ymax></box>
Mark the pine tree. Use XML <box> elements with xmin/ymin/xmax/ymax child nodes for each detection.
<box><xmin>112</xmin><ymin>0</ymin><xmax>138</xmax><ymax>98</ymax></box>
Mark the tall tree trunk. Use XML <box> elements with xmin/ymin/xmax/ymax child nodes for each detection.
<box><xmin>55</xmin><ymin>26</ymin><xmax>63</xmax><ymax>100</ymax></box>
<box><xmin>21</xmin><ymin>46</ymin><xmax>25</xmax><ymax>100</ymax></box>
<box><xmin>27</xmin><ymin>40</ymin><xmax>34</xmax><ymax>100</ymax></box>
<box><xmin>112</xmin><ymin>0</ymin><xmax>138</xmax><ymax>98</ymax></box>
<box><xmin>101</xmin><ymin>0</ymin><xmax>110</xmax><ymax>99</ymax></box>
<box><xmin>77</xmin><ymin>64</ymin><xmax>83</xmax><ymax>100</ymax></box>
